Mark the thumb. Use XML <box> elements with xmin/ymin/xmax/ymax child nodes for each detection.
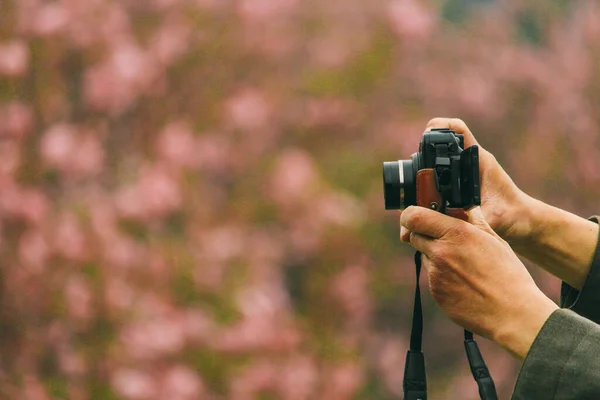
<box><xmin>446</xmin><ymin>207</ymin><xmax>499</xmax><ymax>239</ymax></box>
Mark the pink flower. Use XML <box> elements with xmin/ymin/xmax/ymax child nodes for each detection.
<box><xmin>53</xmin><ymin>213</ymin><xmax>89</xmax><ymax>261</ymax></box>
<box><xmin>0</xmin><ymin>102</ymin><xmax>33</xmax><ymax>138</ymax></box>
<box><xmin>31</xmin><ymin>3</ymin><xmax>69</xmax><ymax>36</ymax></box>
<box><xmin>84</xmin><ymin>42</ymin><xmax>161</xmax><ymax>114</ymax></box>
<box><xmin>159</xmin><ymin>365</ymin><xmax>206</xmax><ymax>400</ymax></box>
<box><xmin>330</xmin><ymin>265</ymin><xmax>372</xmax><ymax>328</ymax></box>
<box><xmin>279</xmin><ymin>355</ymin><xmax>318</xmax><ymax>400</ymax></box>
<box><xmin>115</xmin><ymin>165</ymin><xmax>182</xmax><ymax>220</ymax></box>
<box><xmin>0</xmin><ymin>40</ymin><xmax>29</xmax><ymax>77</ymax></box>
<box><xmin>150</xmin><ymin>17</ymin><xmax>192</xmax><ymax>67</ymax></box>
<box><xmin>40</xmin><ymin>123</ymin><xmax>105</xmax><ymax>178</ymax></box>
<box><xmin>237</xmin><ymin>0</ymin><xmax>299</xmax><ymax>23</ymax></box>
<box><xmin>321</xmin><ymin>363</ymin><xmax>364</xmax><ymax>399</ymax></box>
<box><xmin>268</xmin><ymin>149</ymin><xmax>319</xmax><ymax>207</ymax></box>
<box><xmin>19</xmin><ymin>229</ymin><xmax>49</xmax><ymax>274</ymax></box>
<box><xmin>0</xmin><ymin>186</ymin><xmax>49</xmax><ymax>225</ymax></box>
<box><xmin>229</xmin><ymin>361</ymin><xmax>278</xmax><ymax>399</ymax></box>
<box><xmin>65</xmin><ymin>275</ymin><xmax>93</xmax><ymax>322</ymax></box>
<box><xmin>155</xmin><ymin>121</ymin><xmax>199</xmax><ymax>169</ymax></box>
<box><xmin>112</xmin><ymin>369</ymin><xmax>156</xmax><ymax>400</ymax></box>
<box><xmin>388</xmin><ymin>0</ymin><xmax>435</xmax><ymax>40</ymax></box>
<box><xmin>121</xmin><ymin>318</ymin><xmax>187</xmax><ymax>359</ymax></box>
<box><xmin>225</xmin><ymin>88</ymin><xmax>272</xmax><ymax>130</ymax></box>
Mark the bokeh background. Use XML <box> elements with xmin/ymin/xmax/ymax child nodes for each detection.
<box><xmin>1</xmin><ymin>0</ymin><xmax>600</xmax><ymax>399</ymax></box>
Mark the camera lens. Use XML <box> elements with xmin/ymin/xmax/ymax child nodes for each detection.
<box><xmin>382</xmin><ymin>159</ymin><xmax>416</xmax><ymax>210</ymax></box>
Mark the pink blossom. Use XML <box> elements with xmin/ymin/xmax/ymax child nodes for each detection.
<box><xmin>388</xmin><ymin>0</ymin><xmax>435</xmax><ymax>40</ymax></box>
<box><xmin>237</xmin><ymin>0</ymin><xmax>299</xmax><ymax>23</ymax></box>
<box><xmin>213</xmin><ymin>315</ymin><xmax>300</xmax><ymax>353</ymax></box>
<box><xmin>106</xmin><ymin>277</ymin><xmax>135</xmax><ymax>314</ymax></box>
<box><xmin>155</xmin><ymin>121</ymin><xmax>199</xmax><ymax>168</ymax></box>
<box><xmin>201</xmin><ymin>225</ymin><xmax>245</xmax><ymax>262</ymax></box>
<box><xmin>0</xmin><ymin>186</ymin><xmax>49</xmax><ymax>225</ymax></box>
<box><xmin>115</xmin><ymin>165</ymin><xmax>182</xmax><ymax>220</ymax></box>
<box><xmin>279</xmin><ymin>355</ymin><xmax>318</xmax><ymax>400</ymax></box>
<box><xmin>304</xmin><ymin>99</ymin><xmax>362</xmax><ymax>127</ymax></box>
<box><xmin>150</xmin><ymin>17</ymin><xmax>192</xmax><ymax>67</ymax></box>
<box><xmin>196</xmin><ymin>134</ymin><xmax>234</xmax><ymax>174</ymax></box>
<box><xmin>112</xmin><ymin>369</ymin><xmax>157</xmax><ymax>400</ymax></box>
<box><xmin>268</xmin><ymin>149</ymin><xmax>319</xmax><ymax>207</ymax></box>
<box><xmin>0</xmin><ymin>40</ymin><xmax>29</xmax><ymax>76</ymax></box>
<box><xmin>19</xmin><ymin>229</ymin><xmax>49</xmax><ymax>274</ymax></box>
<box><xmin>229</xmin><ymin>361</ymin><xmax>279</xmax><ymax>399</ymax></box>
<box><xmin>40</xmin><ymin>123</ymin><xmax>105</xmax><ymax>177</ymax></box>
<box><xmin>321</xmin><ymin>363</ymin><xmax>364</xmax><ymax>399</ymax></box>
<box><xmin>225</xmin><ymin>88</ymin><xmax>272</xmax><ymax>130</ymax></box>
<box><xmin>22</xmin><ymin>375</ymin><xmax>51</xmax><ymax>400</ymax></box>
<box><xmin>120</xmin><ymin>317</ymin><xmax>187</xmax><ymax>359</ymax></box>
<box><xmin>53</xmin><ymin>213</ymin><xmax>89</xmax><ymax>261</ymax></box>
<box><xmin>84</xmin><ymin>42</ymin><xmax>160</xmax><ymax>114</ymax></box>
<box><xmin>30</xmin><ymin>3</ymin><xmax>69</xmax><ymax>36</ymax></box>
<box><xmin>330</xmin><ymin>265</ymin><xmax>371</xmax><ymax>328</ymax></box>
<box><xmin>65</xmin><ymin>275</ymin><xmax>93</xmax><ymax>322</ymax></box>
<box><xmin>376</xmin><ymin>337</ymin><xmax>407</xmax><ymax>396</ymax></box>
<box><xmin>0</xmin><ymin>141</ymin><xmax>21</xmax><ymax>177</ymax></box>
<box><xmin>103</xmin><ymin>236</ymin><xmax>143</xmax><ymax>269</ymax></box>
<box><xmin>0</xmin><ymin>102</ymin><xmax>33</xmax><ymax>137</ymax></box>
<box><xmin>158</xmin><ymin>365</ymin><xmax>206</xmax><ymax>400</ymax></box>
<box><xmin>236</xmin><ymin>284</ymin><xmax>288</xmax><ymax>319</ymax></box>
<box><xmin>315</xmin><ymin>191</ymin><xmax>363</xmax><ymax>226</ymax></box>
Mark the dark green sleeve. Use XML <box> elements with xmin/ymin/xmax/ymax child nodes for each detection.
<box><xmin>512</xmin><ymin>309</ymin><xmax>600</xmax><ymax>399</ymax></box>
<box><xmin>512</xmin><ymin>216</ymin><xmax>600</xmax><ymax>399</ymax></box>
<box><xmin>560</xmin><ymin>216</ymin><xmax>600</xmax><ymax>321</ymax></box>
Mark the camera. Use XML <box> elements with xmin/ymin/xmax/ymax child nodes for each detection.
<box><xmin>382</xmin><ymin>128</ymin><xmax>481</xmax><ymax>210</ymax></box>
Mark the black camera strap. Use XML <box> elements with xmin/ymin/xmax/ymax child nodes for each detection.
<box><xmin>403</xmin><ymin>233</ymin><xmax>498</xmax><ymax>400</ymax></box>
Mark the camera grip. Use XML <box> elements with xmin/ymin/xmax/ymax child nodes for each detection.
<box><xmin>416</xmin><ymin>168</ymin><xmax>470</xmax><ymax>221</ymax></box>
<box><xmin>416</xmin><ymin>169</ymin><xmax>442</xmax><ymax>209</ymax></box>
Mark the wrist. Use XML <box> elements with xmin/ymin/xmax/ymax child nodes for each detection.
<box><xmin>492</xmin><ymin>293</ymin><xmax>558</xmax><ymax>361</ymax></box>
<box><xmin>500</xmin><ymin>192</ymin><xmax>544</xmax><ymax>250</ymax></box>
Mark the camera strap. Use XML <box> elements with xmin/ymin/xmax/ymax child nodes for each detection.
<box><xmin>403</xmin><ymin>248</ymin><xmax>498</xmax><ymax>400</ymax></box>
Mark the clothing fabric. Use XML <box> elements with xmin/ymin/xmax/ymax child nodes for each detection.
<box><xmin>512</xmin><ymin>217</ymin><xmax>600</xmax><ymax>399</ymax></box>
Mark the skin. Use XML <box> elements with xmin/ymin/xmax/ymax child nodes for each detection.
<box><xmin>399</xmin><ymin>118</ymin><xmax>599</xmax><ymax>361</ymax></box>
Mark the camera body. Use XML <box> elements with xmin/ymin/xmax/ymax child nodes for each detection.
<box><xmin>383</xmin><ymin>128</ymin><xmax>481</xmax><ymax>211</ymax></box>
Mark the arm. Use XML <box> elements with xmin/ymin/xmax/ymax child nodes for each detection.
<box><xmin>511</xmin><ymin>197</ymin><xmax>599</xmax><ymax>290</ymax></box>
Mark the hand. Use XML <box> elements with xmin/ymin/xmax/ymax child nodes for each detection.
<box><xmin>400</xmin><ymin>205</ymin><xmax>558</xmax><ymax>360</ymax></box>
<box><xmin>423</xmin><ymin>118</ymin><xmax>535</xmax><ymax>247</ymax></box>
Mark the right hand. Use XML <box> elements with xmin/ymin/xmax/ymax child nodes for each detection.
<box><xmin>402</xmin><ymin>118</ymin><xmax>536</xmax><ymax>247</ymax></box>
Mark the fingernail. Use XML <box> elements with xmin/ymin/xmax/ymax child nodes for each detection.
<box><xmin>400</xmin><ymin>226</ymin><xmax>407</xmax><ymax>241</ymax></box>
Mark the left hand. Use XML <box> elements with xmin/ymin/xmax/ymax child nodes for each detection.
<box><xmin>400</xmin><ymin>206</ymin><xmax>558</xmax><ymax>360</ymax></box>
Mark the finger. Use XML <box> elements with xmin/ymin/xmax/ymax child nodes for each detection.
<box><xmin>466</xmin><ymin>206</ymin><xmax>503</xmax><ymax>240</ymax></box>
<box><xmin>426</xmin><ymin>117</ymin><xmax>479</xmax><ymax>148</ymax></box>
<box><xmin>421</xmin><ymin>253</ymin><xmax>433</xmax><ymax>271</ymax></box>
<box><xmin>400</xmin><ymin>206</ymin><xmax>464</xmax><ymax>240</ymax></box>
<box><xmin>408</xmin><ymin>232</ymin><xmax>435</xmax><ymax>257</ymax></box>
<box><xmin>400</xmin><ymin>226</ymin><xmax>411</xmax><ymax>243</ymax></box>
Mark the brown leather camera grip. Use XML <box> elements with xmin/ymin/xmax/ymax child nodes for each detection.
<box><xmin>416</xmin><ymin>168</ymin><xmax>470</xmax><ymax>221</ymax></box>
<box><xmin>416</xmin><ymin>169</ymin><xmax>442</xmax><ymax>209</ymax></box>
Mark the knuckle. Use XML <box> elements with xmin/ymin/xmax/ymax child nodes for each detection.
<box><xmin>429</xmin><ymin>244</ymin><xmax>450</xmax><ymax>264</ymax></box>
<box><xmin>450</xmin><ymin>118</ymin><xmax>468</xmax><ymax>130</ymax></box>
<box><xmin>448</xmin><ymin>224</ymin><xmax>471</xmax><ymax>242</ymax></box>
<box><xmin>426</xmin><ymin>117</ymin><xmax>449</xmax><ymax>129</ymax></box>
<box><xmin>402</xmin><ymin>207</ymin><xmax>420</xmax><ymax>229</ymax></box>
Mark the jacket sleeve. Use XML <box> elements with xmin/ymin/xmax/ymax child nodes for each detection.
<box><xmin>512</xmin><ymin>216</ymin><xmax>600</xmax><ymax>399</ymax></box>
<box><xmin>560</xmin><ymin>216</ymin><xmax>600</xmax><ymax>321</ymax></box>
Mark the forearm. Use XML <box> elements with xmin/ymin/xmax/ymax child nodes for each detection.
<box><xmin>513</xmin><ymin>196</ymin><xmax>599</xmax><ymax>290</ymax></box>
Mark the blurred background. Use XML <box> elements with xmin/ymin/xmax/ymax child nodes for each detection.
<box><xmin>1</xmin><ymin>0</ymin><xmax>600</xmax><ymax>399</ymax></box>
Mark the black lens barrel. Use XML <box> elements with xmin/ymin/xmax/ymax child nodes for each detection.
<box><xmin>383</xmin><ymin>161</ymin><xmax>402</xmax><ymax>210</ymax></box>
